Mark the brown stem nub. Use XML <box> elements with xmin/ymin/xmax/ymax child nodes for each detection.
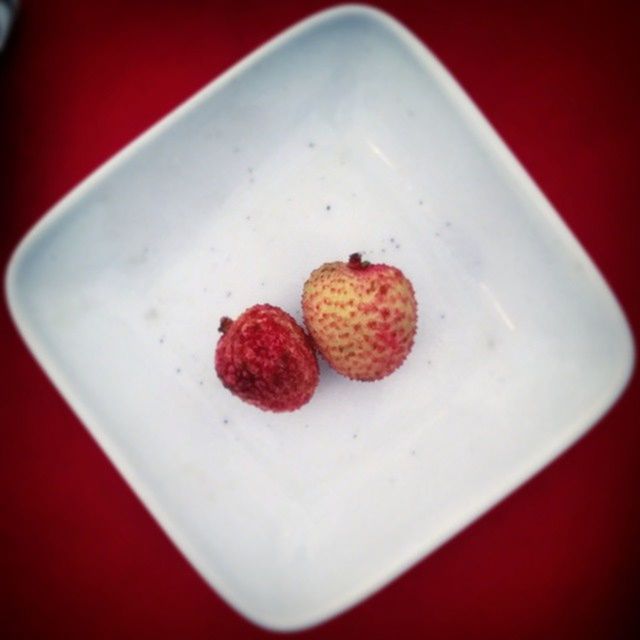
<box><xmin>218</xmin><ymin>317</ymin><xmax>233</xmax><ymax>334</ymax></box>
<box><xmin>348</xmin><ymin>253</ymin><xmax>370</xmax><ymax>270</ymax></box>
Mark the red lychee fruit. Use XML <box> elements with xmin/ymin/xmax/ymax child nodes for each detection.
<box><xmin>215</xmin><ymin>304</ymin><xmax>319</xmax><ymax>412</ymax></box>
<box><xmin>302</xmin><ymin>253</ymin><xmax>418</xmax><ymax>381</ymax></box>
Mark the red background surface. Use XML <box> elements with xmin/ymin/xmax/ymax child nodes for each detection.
<box><xmin>1</xmin><ymin>1</ymin><xmax>639</xmax><ymax>638</ymax></box>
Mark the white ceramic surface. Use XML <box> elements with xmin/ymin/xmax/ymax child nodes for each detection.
<box><xmin>5</xmin><ymin>5</ymin><xmax>634</xmax><ymax>631</ymax></box>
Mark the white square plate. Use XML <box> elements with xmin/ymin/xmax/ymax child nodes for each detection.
<box><xmin>6</xmin><ymin>5</ymin><xmax>634</xmax><ymax>631</ymax></box>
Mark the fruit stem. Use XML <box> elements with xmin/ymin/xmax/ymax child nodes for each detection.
<box><xmin>348</xmin><ymin>253</ymin><xmax>370</xmax><ymax>270</ymax></box>
<box><xmin>218</xmin><ymin>317</ymin><xmax>233</xmax><ymax>334</ymax></box>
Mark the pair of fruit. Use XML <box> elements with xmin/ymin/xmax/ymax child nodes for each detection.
<box><xmin>215</xmin><ymin>253</ymin><xmax>418</xmax><ymax>412</ymax></box>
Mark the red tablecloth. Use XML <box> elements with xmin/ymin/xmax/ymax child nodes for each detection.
<box><xmin>1</xmin><ymin>1</ymin><xmax>638</xmax><ymax>638</ymax></box>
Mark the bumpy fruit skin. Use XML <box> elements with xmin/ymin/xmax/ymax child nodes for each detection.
<box><xmin>215</xmin><ymin>304</ymin><xmax>319</xmax><ymax>412</ymax></box>
<box><xmin>302</xmin><ymin>254</ymin><xmax>417</xmax><ymax>381</ymax></box>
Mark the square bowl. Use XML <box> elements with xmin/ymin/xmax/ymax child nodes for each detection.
<box><xmin>6</xmin><ymin>4</ymin><xmax>634</xmax><ymax>631</ymax></box>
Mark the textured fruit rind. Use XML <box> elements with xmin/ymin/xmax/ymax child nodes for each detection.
<box><xmin>302</xmin><ymin>257</ymin><xmax>418</xmax><ymax>381</ymax></box>
<box><xmin>215</xmin><ymin>304</ymin><xmax>319</xmax><ymax>412</ymax></box>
